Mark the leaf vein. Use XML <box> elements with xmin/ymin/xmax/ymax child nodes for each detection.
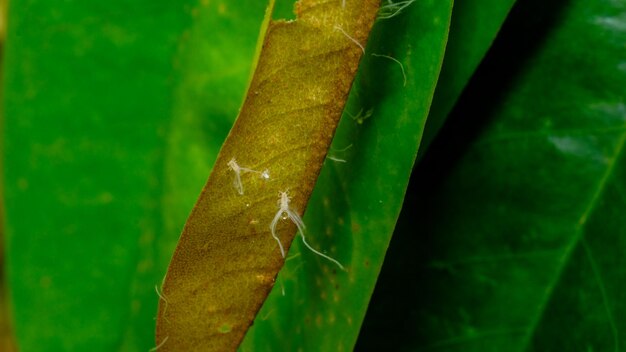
<box><xmin>581</xmin><ymin>238</ymin><xmax>620</xmax><ymax>351</ymax></box>
<box><xmin>519</xmin><ymin>130</ymin><xmax>626</xmax><ymax>351</ymax></box>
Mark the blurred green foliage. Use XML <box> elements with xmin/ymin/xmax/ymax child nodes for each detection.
<box><xmin>2</xmin><ymin>0</ymin><xmax>625</xmax><ymax>350</ymax></box>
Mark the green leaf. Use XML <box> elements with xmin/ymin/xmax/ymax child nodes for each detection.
<box><xmin>240</xmin><ymin>1</ymin><xmax>453</xmax><ymax>350</ymax></box>
<box><xmin>418</xmin><ymin>0</ymin><xmax>516</xmax><ymax>156</ymax></box>
<box><xmin>360</xmin><ymin>0</ymin><xmax>626</xmax><ymax>350</ymax></box>
<box><xmin>156</xmin><ymin>0</ymin><xmax>381</xmax><ymax>350</ymax></box>
<box><xmin>3</xmin><ymin>0</ymin><xmax>267</xmax><ymax>350</ymax></box>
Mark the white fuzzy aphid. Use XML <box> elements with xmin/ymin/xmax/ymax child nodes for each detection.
<box><xmin>228</xmin><ymin>158</ymin><xmax>270</xmax><ymax>195</ymax></box>
<box><xmin>270</xmin><ymin>191</ymin><xmax>345</xmax><ymax>270</ymax></box>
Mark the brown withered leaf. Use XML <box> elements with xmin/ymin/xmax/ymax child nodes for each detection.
<box><xmin>155</xmin><ymin>0</ymin><xmax>380</xmax><ymax>350</ymax></box>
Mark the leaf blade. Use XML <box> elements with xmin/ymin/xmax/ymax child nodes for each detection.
<box><xmin>156</xmin><ymin>1</ymin><xmax>381</xmax><ymax>350</ymax></box>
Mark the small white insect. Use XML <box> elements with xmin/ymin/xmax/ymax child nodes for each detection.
<box><xmin>347</xmin><ymin>108</ymin><xmax>374</xmax><ymax>125</ymax></box>
<box><xmin>270</xmin><ymin>191</ymin><xmax>345</xmax><ymax>270</ymax></box>
<box><xmin>228</xmin><ymin>158</ymin><xmax>270</xmax><ymax>195</ymax></box>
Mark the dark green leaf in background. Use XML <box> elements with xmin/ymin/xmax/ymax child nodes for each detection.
<box><xmin>241</xmin><ymin>0</ymin><xmax>453</xmax><ymax>350</ymax></box>
<box><xmin>418</xmin><ymin>0</ymin><xmax>516</xmax><ymax>156</ymax></box>
<box><xmin>360</xmin><ymin>0</ymin><xmax>626</xmax><ymax>350</ymax></box>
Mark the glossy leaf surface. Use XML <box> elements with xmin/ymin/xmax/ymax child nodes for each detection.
<box><xmin>361</xmin><ymin>0</ymin><xmax>626</xmax><ymax>350</ymax></box>
<box><xmin>241</xmin><ymin>0</ymin><xmax>453</xmax><ymax>350</ymax></box>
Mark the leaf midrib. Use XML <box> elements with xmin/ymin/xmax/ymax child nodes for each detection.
<box><xmin>519</xmin><ymin>129</ymin><xmax>626</xmax><ymax>352</ymax></box>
